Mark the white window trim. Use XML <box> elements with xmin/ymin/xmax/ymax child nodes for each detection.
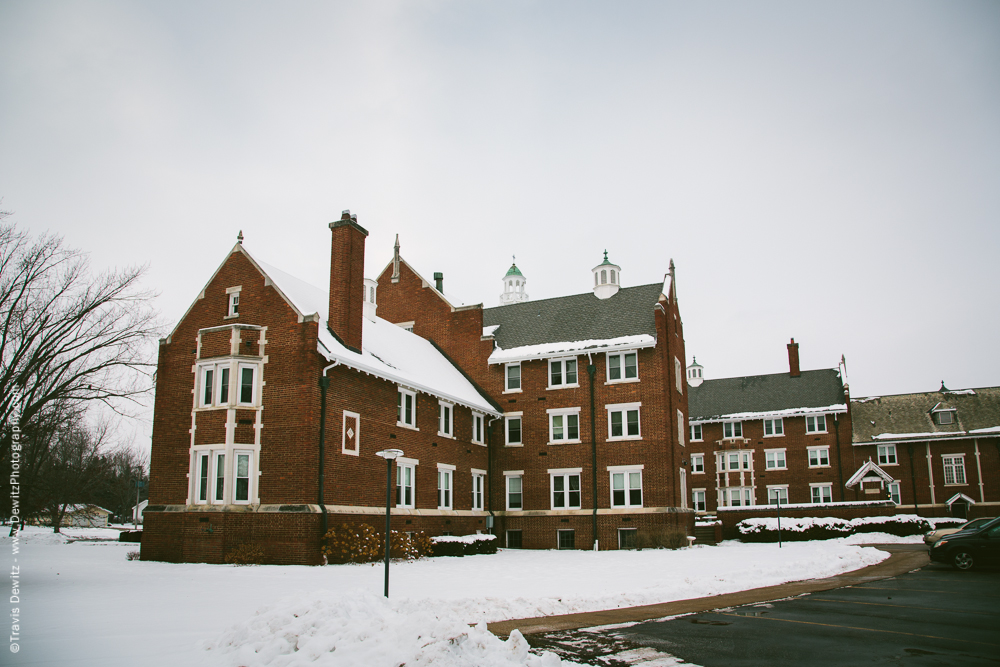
<box><xmin>888</xmin><ymin>481</ymin><xmax>901</xmax><ymax>504</ymax></box>
<box><xmin>807</xmin><ymin>446</ymin><xmax>831</xmax><ymax>468</ymax></box>
<box><xmin>232</xmin><ymin>449</ymin><xmax>255</xmax><ymax>505</ymax></box>
<box><xmin>877</xmin><ymin>444</ymin><xmax>898</xmax><ymax>466</ymax></box>
<box><xmin>471</xmin><ymin>470</ymin><xmax>486</xmax><ymax>511</ymax></box>
<box><xmin>396</xmin><ymin>321</ymin><xmax>415</xmax><ymax>333</ymax></box>
<box><xmin>396</xmin><ymin>458</ymin><xmax>418</xmax><ymax>509</ymax></box>
<box><xmin>225</xmin><ymin>285</ymin><xmax>241</xmax><ymax>319</ymax></box>
<box><xmin>764</xmin><ymin>448</ymin><xmax>787</xmax><ymax>471</ymax></box>
<box><xmin>606</xmin><ymin>402</ymin><xmax>642</xmax><ymax>441</ymax></box>
<box><xmin>471</xmin><ymin>411</ymin><xmax>485</xmax><ymax>446</ymax></box>
<box><xmin>718</xmin><ymin>450</ymin><xmax>754</xmax><ymax>472</ymax></box>
<box><xmin>504</xmin><ymin>362</ymin><xmax>522</xmax><ymax>394</ymax></box>
<box><xmin>505</xmin><ymin>412</ymin><xmax>523</xmax><ymax>447</ymax></box>
<box><xmin>608</xmin><ymin>466</ymin><xmax>644</xmax><ymax>509</ymax></box>
<box><xmin>438</xmin><ymin>401</ymin><xmax>455</xmax><ymax>439</ymax></box>
<box><xmin>721</xmin><ymin>486</ymin><xmax>756</xmax><ymax>507</ymax></box>
<box><xmin>397</xmin><ymin>387</ymin><xmax>417</xmax><ymax>430</ymax></box>
<box><xmin>605</xmin><ymin>350</ymin><xmax>639</xmax><ymax>384</ymax></box>
<box><xmin>766</xmin><ymin>484</ymin><xmax>789</xmax><ymax>505</ymax></box>
<box><xmin>674</xmin><ymin>357</ymin><xmax>683</xmax><ymax>394</ymax></box>
<box><xmin>342</xmin><ymin>410</ymin><xmax>360</xmax><ymax>456</ymax></box>
<box><xmin>236</xmin><ymin>362</ymin><xmax>259</xmax><ymax>407</ymax></box>
<box><xmin>550</xmin><ymin>469</ymin><xmax>582</xmax><ymax>510</ymax></box>
<box><xmin>677</xmin><ymin>409</ymin><xmax>685</xmax><ymax>447</ymax></box>
<box><xmin>547</xmin><ymin>356</ymin><xmax>580</xmax><ymax>390</ymax></box>
<box><xmin>942</xmin><ymin>454</ymin><xmax>967</xmax><ymax>486</ymax></box>
<box><xmin>690</xmin><ymin>453</ymin><xmax>705</xmax><ymax>474</ymax></box>
<box><xmin>692</xmin><ymin>488</ymin><xmax>707</xmax><ymax>512</ymax></box>
<box><xmin>806</xmin><ymin>414</ymin><xmax>829</xmax><ymax>434</ymax></box>
<box><xmin>722</xmin><ymin>420</ymin><xmax>743</xmax><ymax>440</ymax></box>
<box><xmin>690</xmin><ymin>423</ymin><xmax>704</xmax><ymax>442</ymax></box>
<box><xmin>504</xmin><ymin>471</ymin><xmax>524</xmax><ymax>511</ymax></box>
<box><xmin>437</xmin><ymin>465</ymin><xmax>454</xmax><ymax>510</ymax></box>
<box><xmin>547</xmin><ymin>407</ymin><xmax>582</xmax><ymax>445</ymax></box>
<box><xmin>763</xmin><ymin>418</ymin><xmax>784</xmax><ymax>438</ymax></box>
<box><xmin>198</xmin><ymin>360</ymin><xmax>234</xmax><ymax>409</ymax></box>
<box><xmin>809</xmin><ymin>482</ymin><xmax>833</xmax><ymax>504</ymax></box>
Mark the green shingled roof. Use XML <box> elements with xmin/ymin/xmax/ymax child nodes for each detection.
<box><xmin>688</xmin><ymin>369</ymin><xmax>846</xmax><ymax>421</ymax></box>
<box><xmin>482</xmin><ymin>282</ymin><xmax>664</xmax><ymax>350</ymax></box>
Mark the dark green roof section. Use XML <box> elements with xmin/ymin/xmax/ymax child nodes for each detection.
<box><xmin>482</xmin><ymin>283</ymin><xmax>664</xmax><ymax>350</ymax></box>
<box><xmin>688</xmin><ymin>369</ymin><xmax>846</xmax><ymax>421</ymax></box>
<box><xmin>504</xmin><ymin>264</ymin><xmax>524</xmax><ymax>278</ymax></box>
<box><xmin>851</xmin><ymin>386</ymin><xmax>1000</xmax><ymax>443</ymax></box>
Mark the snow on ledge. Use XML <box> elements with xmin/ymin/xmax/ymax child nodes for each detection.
<box><xmin>970</xmin><ymin>425</ymin><xmax>1000</xmax><ymax>435</ymax></box>
<box><xmin>488</xmin><ymin>334</ymin><xmax>656</xmax><ymax>364</ymax></box>
<box><xmin>717</xmin><ymin>500</ymin><xmax>893</xmax><ymax>512</ymax></box>
<box><xmin>691</xmin><ymin>403</ymin><xmax>847</xmax><ymax>424</ymax></box>
<box><xmin>431</xmin><ymin>534</ymin><xmax>497</xmax><ymax>544</ymax></box>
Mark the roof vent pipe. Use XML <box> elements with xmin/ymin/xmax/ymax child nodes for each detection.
<box><xmin>434</xmin><ymin>272</ymin><xmax>444</xmax><ymax>293</ymax></box>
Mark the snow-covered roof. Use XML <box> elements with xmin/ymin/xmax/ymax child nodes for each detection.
<box><xmin>689</xmin><ymin>403</ymin><xmax>847</xmax><ymax>425</ymax></box>
<box><xmin>688</xmin><ymin>369</ymin><xmax>847</xmax><ymax>423</ymax></box>
<box><xmin>246</xmin><ymin>248</ymin><xmax>500</xmax><ymax>416</ymax></box>
<box><xmin>845</xmin><ymin>459</ymin><xmax>895</xmax><ymax>488</ymax></box>
<box><xmin>488</xmin><ymin>334</ymin><xmax>656</xmax><ymax>365</ymax></box>
<box><xmin>851</xmin><ymin>386</ymin><xmax>1000</xmax><ymax>444</ymax></box>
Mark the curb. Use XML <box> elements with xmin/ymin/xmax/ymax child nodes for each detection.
<box><xmin>487</xmin><ymin>544</ymin><xmax>930</xmax><ymax>637</ymax></box>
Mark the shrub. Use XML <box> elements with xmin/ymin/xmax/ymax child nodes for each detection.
<box><xmin>636</xmin><ymin>527</ymin><xmax>690</xmax><ymax>549</ymax></box>
<box><xmin>431</xmin><ymin>533</ymin><xmax>498</xmax><ymax>557</ymax></box>
<box><xmin>225</xmin><ymin>543</ymin><xmax>265</xmax><ymax>566</ymax></box>
<box><xmin>322</xmin><ymin>523</ymin><xmax>383</xmax><ymax>564</ymax></box>
<box><xmin>849</xmin><ymin>515</ymin><xmax>930</xmax><ymax>536</ymax></box>
<box><xmin>737</xmin><ymin>517</ymin><xmax>852</xmax><ymax>542</ymax></box>
<box><xmin>126</xmin><ymin>550</ymin><xmax>141</xmax><ymax>561</ymax></box>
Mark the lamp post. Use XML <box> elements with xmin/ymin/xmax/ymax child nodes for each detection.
<box><xmin>375</xmin><ymin>448</ymin><xmax>404</xmax><ymax>598</ymax></box>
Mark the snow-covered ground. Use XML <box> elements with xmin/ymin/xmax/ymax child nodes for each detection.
<box><xmin>4</xmin><ymin>526</ymin><xmax>893</xmax><ymax>666</ymax></box>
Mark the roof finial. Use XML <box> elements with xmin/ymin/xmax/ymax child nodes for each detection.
<box><xmin>237</xmin><ymin>230</ymin><xmax>244</xmax><ymax>245</ymax></box>
<box><xmin>392</xmin><ymin>234</ymin><xmax>401</xmax><ymax>282</ymax></box>
<box><xmin>603</xmin><ymin>249</ymin><xmax>608</xmax><ymax>261</ymax></box>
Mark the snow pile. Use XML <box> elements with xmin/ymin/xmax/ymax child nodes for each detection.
<box><xmin>212</xmin><ymin>591</ymin><xmax>570</xmax><ymax>667</ymax></box>
<box><xmin>8</xmin><ymin>526</ymin><xmax>121</xmax><ymax>544</ymax></box>
<box><xmin>433</xmin><ymin>533</ymin><xmax>497</xmax><ymax>544</ymax></box>
<box><xmin>739</xmin><ymin>516</ymin><xmax>851</xmax><ymax>536</ymax></box>
<box><xmin>738</xmin><ymin>514</ymin><xmax>932</xmax><ymax>541</ymax></box>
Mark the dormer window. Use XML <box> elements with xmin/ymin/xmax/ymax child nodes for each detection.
<box><xmin>226</xmin><ymin>286</ymin><xmax>241</xmax><ymax>318</ymax></box>
<box><xmin>934</xmin><ymin>410</ymin><xmax>955</xmax><ymax>425</ymax></box>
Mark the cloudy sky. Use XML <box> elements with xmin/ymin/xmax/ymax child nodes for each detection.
<box><xmin>2</xmin><ymin>1</ymin><xmax>998</xmax><ymax>424</ymax></box>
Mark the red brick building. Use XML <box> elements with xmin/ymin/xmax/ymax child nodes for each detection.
<box><xmin>142</xmin><ymin>213</ymin><xmax>502</xmax><ymax>564</ymax></box>
<box><xmin>849</xmin><ymin>385</ymin><xmax>1000</xmax><ymax>519</ymax></box>
<box><xmin>377</xmin><ymin>249</ymin><xmax>694</xmax><ymax>551</ymax></box>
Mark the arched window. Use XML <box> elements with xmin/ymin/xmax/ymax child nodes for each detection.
<box><xmin>601</xmin><ymin>270</ymin><xmax>607</xmax><ymax>285</ymax></box>
<box><xmin>610</xmin><ymin>270</ymin><xmax>616</xmax><ymax>284</ymax></box>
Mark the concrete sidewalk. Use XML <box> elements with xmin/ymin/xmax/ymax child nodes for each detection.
<box><xmin>488</xmin><ymin>544</ymin><xmax>930</xmax><ymax>637</ymax></box>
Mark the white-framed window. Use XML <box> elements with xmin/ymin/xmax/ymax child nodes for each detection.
<box><xmin>237</xmin><ymin>363</ymin><xmax>258</xmax><ymax>406</ymax></box>
<box><xmin>438</xmin><ymin>401</ymin><xmax>454</xmax><ymax>438</ymax></box>
<box><xmin>942</xmin><ymin>455</ymin><xmax>966</xmax><ymax>485</ymax></box>
<box><xmin>677</xmin><ymin>410</ymin><xmax>685</xmax><ymax>447</ymax></box>
<box><xmin>233</xmin><ymin>450</ymin><xmax>253</xmax><ymax>504</ymax></box>
<box><xmin>226</xmin><ymin>285</ymin><xmax>241</xmax><ymax>317</ymax></box>
<box><xmin>724</xmin><ymin>487</ymin><xmax>754</xmax><ymax>507</ymax></box>
<box><xmin>933</xmin><ymin>409</ymin><xmax>955</xmax><ymax>425</ymax></box>
<box><xmin>690</xmin><ymin>453</ymin><xmax>704</xmax><ymax>473</ymax></box>
<box><xmin>679</xmin><ymin>467</ymin><xmax>687</xmax><ymax>509</ymax></box>
<box><xmin>888</xmin><ymin>482</ymin><xmax>901</xmax><ymax>504</ymax></box>
<box><xmin>198</xmin><ymin>361</ymin><xmax>230</xmax><ymax>408</ymax></box>
<box><xmin>505</xmin><ymin>472</ymin><xmax>523</xmax><ymax>510</ymax></box>
<box><xmin>608</xmin><ymin>465</ymin><xmax>643</xmax><ymax>508</ymax></box>
<box><xmin>471</xmin><ymin>469</ymin><xmax>486</xmax><ymax>511</ymax></box>
<box><xmin>437</xmin><ymin>464</ymin><xmax>454</xmax><ymax>510</ymax></box>
<box><xmin>505</xmin><ymin>362</ymin><xmax>522</xmax><ymax>393</ymax></box>
<box><xmin>723</xmin><ymin>421</ymin><xmax>742</xmax><ymax>439</ymax></box>
<box><xmin>548</xmin><ymin>407</ymin><xmax>581</xmax><ymax>444</ymax></box>
<box><xmin>767</xmin><ymin>485</ymin><xmax>788</xmax><ymax>505</ymax></box>
<box><xmin>765</xmin><ymin>449</ymin><xmax>786</xmax><ymax>470</ymax></box>
<box><xmin>675</xmin><ymin>357</ymin><xmax>683</xmax><ymax>393</ymax></box>
<box><xmin>396</xmin><ymin>321</ymin><xmax>415</xmax><ymax>333</ymax></box>
<box><xmin>550</xmin><ymin>469</ymin><xmax>582</xmax><ymax>509</ymax></box>
<box><xmin>763</xmin><ymin>418</ymin><xmax>784</xmax><ymax>437</ymax></box>
<box><xmin>690</xmin><ymin>424</ymin><xmax>703</xmax><ymax>442</ymax></box>
<box><xmin>810</xmin><ymin>483</ymin><xmax>833</xmax><ymax>504</ymax></box>
<box><xmin>806</xmin><ymin>414</ymin><xmax>828</xmax><ymax>433</ymax></box>
<box><xmin>548</xmin><ymin>357</ymin><xmax>579</xmax><ymax>389</ymax></box>
<box><xmin>396</xmin><ymin>459</ymin><xmax>416</xmax><ymax>508</ymax></box>
<box><xmin>692</xmin><ymin>488</ymin><xmax>707</xmax><ymax>512</ymax></box>
<box><xmin>808</xmin><ymin>446</ymin><xmax>830</xmax><ymax>468</ymax></box>
<box><xmin>397</xmin><ymin>387</ymin><xmax>416</xmax><ymax>429</ymax></box>
<box><xmin>505</xmin><ymin>412</ymin><xmax>523</xmax><ymax>446</ymax></box>
<box><xmin>214</xmin><ymin>452</ymin><xmax>225</xmax><ymax>503</ymax></box>
<box><xmin>607</xmin><ymin>402</ymin><xmax>641</xmax><ymax>441</ymax></box>
<box><xmin>471</xmin><ymin>412</ymin><xmax>485</xmax><ymax>445</ymax></box>
<box><xmin>342</xmin><ymin>410</ymin><xmax>360</xmax><ymax>456</ymax></box>
<box><xmin>606</xmin><ymin>351</ymin><xmax>638</xmax><ymax>383</ymax></box>
<box><xmin>877</xmin><ymin>444</ymin><xmax>897</xmax><ymax>465</ymax></box>
<box><xmin>718</xmin><ymin>450</ymin><xmax>752</xmax><ymax>471</ymax></box>
<box><xmin>195</xmin><ymin>451</ymin><xmax>211</xmax><ymax>504</ymax></box>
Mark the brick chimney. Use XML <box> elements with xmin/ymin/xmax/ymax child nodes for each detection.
<box><xmin>328</xmin><ymin>210</ymin><xmax>369</xmax><ymax>352</ymax></box>
<box><xmin>787</xmin><ymin>338</ymin><xmax>800</xmax><ymax>377</ymax></box>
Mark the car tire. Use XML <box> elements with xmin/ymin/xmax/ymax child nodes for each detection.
<box><xmin>952</xmin><ymin>550</ymin><xmax>975</xmax><ymax>571</ymax></box>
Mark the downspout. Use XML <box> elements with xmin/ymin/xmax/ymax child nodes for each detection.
<box><xmin>834</xmin><ymin>414</ymin><xmax>845</xmax><ymax>501</ymax></box>
<box><xmin>587</xmin><ymin>356</ymin><xmax>598</xmax><ymax>550</ymax></box>
<box><xmin>319</xmin><ymin>360</ymin><xmax>340</xmax><ymax>549</ymax></box>
<box><xmin>487</xmin><ymin>415</ymin><xmax>499</xmax><ymax>537</ymax></box>
<box><xmin>907</xmin><ymin>444</ymin><xmax>919</xmax><ymax>516</ymax></box>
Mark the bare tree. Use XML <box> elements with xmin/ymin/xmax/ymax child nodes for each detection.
<box><xmin>0</xmin><ymin>215</ymin><xmax>159</xmax><ymax>529</ymax></box>
<box><xmin>43</xmin><ymin>417</ymin><xmax>114</xmax><ymax>533</ymax></box>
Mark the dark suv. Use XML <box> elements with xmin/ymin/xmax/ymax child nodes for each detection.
<box><xmin>929</xmin><ymin>517</ymin><xmax>1000</xmax><ymax>570</ymax></box>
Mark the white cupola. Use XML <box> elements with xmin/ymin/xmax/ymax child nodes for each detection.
<box><xmin>363</xmin><ymin>278</ymin><xmax>378</xmax><ymax>321</ymax></box>
<box><xmin>592</xmin><ymin>251</ymin><xmax>621</xmax><ymax>299</ymax></box>
<box><xmin>687</xmin><ymin>358</ymin><xmax>704</xmax><ymax>387</ymax></box>
<box><xmin>499</xmin><ymin>258</ymin><xmax>529</xmax><ymax>306</ymax></box>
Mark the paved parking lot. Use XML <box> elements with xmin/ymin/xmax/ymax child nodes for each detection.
<box><xmin>529</xmin><ymin>560</ymin><xmax>1000</xmax><ymax>666</ymax></box>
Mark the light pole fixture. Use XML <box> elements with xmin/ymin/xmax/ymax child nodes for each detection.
<box><xmin>375</xmin><ymin>448</ymin><xmax>404</xmax><ymax>598</ymax></box>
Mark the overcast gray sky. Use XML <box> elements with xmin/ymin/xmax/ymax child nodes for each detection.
<box><xmin>2</xmin><ymin>1</ymin><xmax>998</xmax><ymax>415</ymax></box>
